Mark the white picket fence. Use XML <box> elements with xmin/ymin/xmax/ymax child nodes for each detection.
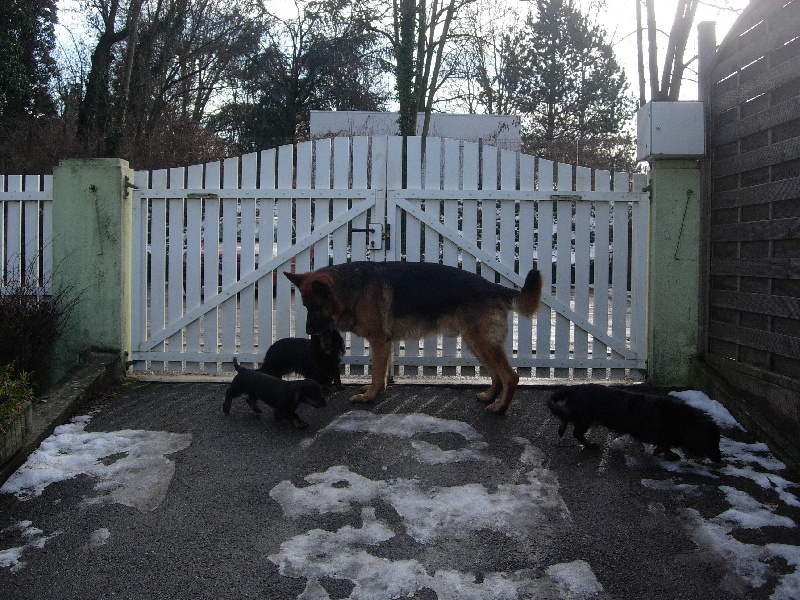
<box><xmin>129</xmin><ymin>136</ymin><xmax>649</xmax><ymax>381</ymax></box>
<box><xmin>0</xmin><ymin>174</ymin><xmax>53</xmax><ymax>294</ymax></box>
<box><xmin>1</xmin><ymin>137</ymin><xmax>648</xmax><ymax>382</ymax></box>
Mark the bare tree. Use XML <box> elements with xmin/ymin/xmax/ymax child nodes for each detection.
<box><xmin>387</xmin><ymin>0</ymin><xmax>477</xmax><ymax>136</ymax></box>
<box><xmin>636</xmin><ymin>0</ymin><xmax>744</xmax><ymax>103</ymax></box>
<box><xmin>76</xmin><ymin>0</ymin><xmax>130</xmax><ymax>152</ymax></box>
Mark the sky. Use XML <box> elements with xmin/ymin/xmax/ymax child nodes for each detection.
<box><xmin>2</xmin><ymin>390</ymin><xmax>800</xmax><ymax>598</ymax></box>
<box><xmin>592</xmin><ymin>0</ymin><xmax>746</xmax><ymax>101</ymax></box>
<box><xmin>55</xmin><ymin>0</ymin><xmax>749</xmax><ymax>105</ymax></box>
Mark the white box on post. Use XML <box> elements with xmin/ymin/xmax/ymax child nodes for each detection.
<box><xmin>636</xmin><ymin>101</ymin><xmax>705</xmax><ymax>161</ymax></box>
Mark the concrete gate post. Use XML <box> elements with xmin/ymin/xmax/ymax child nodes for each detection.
<box><xmin>637</xmin><ymin>102</ymin><xmax>705</xmax><ymax>386</ymax></box>
<box><xmin>51</xmin><ymin>159</ymin><xmax>134</xmax><ymax>382</ymax></box>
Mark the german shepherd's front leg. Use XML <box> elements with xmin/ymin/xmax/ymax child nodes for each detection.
<box><xmin>352</xmin><ymin>337</ymin><xmax>392</xmax><ymax>403</ymax></box>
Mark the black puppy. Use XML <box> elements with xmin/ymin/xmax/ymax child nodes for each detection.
<box><xmin>223</xmin><ymin>358</ymin><xmax>326</xmax><ymax>429</ymax></box>
<box><xmin>259</xmin><ymin>329</ymin><xmax>345</xmax><ymax>392</ymax></box>
<box><xmin>547</xmin><ymin>384</ymin><xmax>722</xmax><ymax>462</ymax></box>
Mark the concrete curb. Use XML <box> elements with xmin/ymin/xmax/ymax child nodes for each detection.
<box><xmin>0</xmin><ymin>351</ymin><xmax>123</xmax><ymax>486</ymax></box>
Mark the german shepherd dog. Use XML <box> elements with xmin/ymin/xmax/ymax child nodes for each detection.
<box><xmin>285</xmin><ymin>261</ymin><xmax>543</xmax><ymax>414</ymax></box>
<box><xmin>547</xmin><ymin>384</ymin><xmax>723</xmax><ymax>462</ymax></box>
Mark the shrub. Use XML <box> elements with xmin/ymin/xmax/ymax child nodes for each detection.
<box><xmin>0</xmin><ymin>366</ymin><xmax>34</xmax><ymax>434</ymax></box>
<box><xmin>0</xmin><ymin>261</ymin><xmax>77</xmax><ymax>391</ymax></box>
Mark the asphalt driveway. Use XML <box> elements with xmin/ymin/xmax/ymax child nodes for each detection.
<box><xmin>1</xmin><ymin>379</ymin><xmax>799</xmax><ymax>599</ymax></box>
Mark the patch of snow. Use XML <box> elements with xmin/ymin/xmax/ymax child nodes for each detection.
<box><xmin>0</xmin><ymin>521</ymin><xmax>61</xmax><ymax>573</ymax></box>
<box><xmin>1</xmin><ymin>416</ymin><xmax>192</xmax><ymax>512</ymax></box>
<box><xmin>270</xmin><ymin>410</ymin><xmax>593</xmax><ymax>599</ymax></box>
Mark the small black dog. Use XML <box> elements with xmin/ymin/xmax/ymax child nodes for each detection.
<box><xmin>259</xmin><ymin>329</ymin><xmax>345</xmax><ymax>392</ymax></box>
<box><xmin>223</xmin><ymin>358</ymin><xmax>326</xmax><ymax>429</ymax></box>
<box><xmin>547</xmin><ymin>384</ymin><xmax>722</xmax><ymax>462</ymax></box>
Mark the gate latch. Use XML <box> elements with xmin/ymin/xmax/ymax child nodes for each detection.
<box><xmin>352</xmin><ymin>223</ymin><xmax>384</xmax><ymax>250</ymax></box>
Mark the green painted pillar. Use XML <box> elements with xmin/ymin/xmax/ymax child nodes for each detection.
<box><xmin>646</xmin><ymin>160</ymin><xmax>701</xmax><ymax>386</ymax></box>
<box><xmin>51</xmin><ymin>159</ymin><xmax>133</xmax><ymax>382</ymax></box>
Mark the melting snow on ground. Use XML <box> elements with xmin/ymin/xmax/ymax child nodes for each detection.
<box><xmin>1</xmin><ymin>391</ymin><xmax>798</xmax><ymax>598</ymax></box>
<box><xmin>271</xmin><ymin>410</ymin><xmax>602</xmax><ymax>599</ymax></box>
<box><xmin>647</xmin><ymin>391</ymin><xmax>800</xmax><ymax>600</ymax></box>
<box><xmin>1</xmin><ymin>415</ymin><xmax>192</xmax><ymax>512</ymax></box>
<box><xmin>0</xmin><ymin>521</ymin><xmax>61</xmax><ymax>573</ymax></box>
<box><xmin>0</xmin><ymin>415</ymin><xmax>191</xmax><ymax>573</ymax></box>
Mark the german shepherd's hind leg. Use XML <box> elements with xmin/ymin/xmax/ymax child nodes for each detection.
<box><xmin>470</xmin><ymin>341</ymin><xmax>519</xmax><ymax>415</ymax></box>
<box><xmin>353</xmin><ymin>337</ymin><xmax>392</xmax><ymax>403</ymax></box>
<box><xmin>462</xmin><ymin>311</ymin><xmax>519</xmax><ymax>414</ymax></box>
<box><xmin>476</xmin><ymin>373</ymin><xmax>502</xmax><ymax>404</ymax></box>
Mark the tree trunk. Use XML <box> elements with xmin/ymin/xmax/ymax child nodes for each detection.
<box><xmin>76</xmin><ymin>0</ymin><xmax>128</xmax><ymax>154</ymax></box>
<box><xmin>636</xmin><ymin>0</ymin><xmax>647</xmax><ymax>106</ymax></box>
<box><xmin>395</xmin><ymin>0</ymin><xmax>417</xmax><ymax>137</ymax></box>
<box><xmin>645</xmin><ymin>0</ymin><xmax>662</xmax><ymax>100</ymax></box>
<box><xmin>421</xmin><ymin>0</ymin><xmax>456</xmax><ymax>139</ymax></box>
<box><xmin>107</xmin><ymin>0</ymin><xmax>144</xmax><ymax>156</ymax></box>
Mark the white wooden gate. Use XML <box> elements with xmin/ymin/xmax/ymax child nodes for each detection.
<box><xmin>130</xmin><ymin>136</ymin><xmax>648</xmax><ymax>381</ymax></box>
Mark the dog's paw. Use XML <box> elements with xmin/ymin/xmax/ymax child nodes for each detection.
<box><xmin>351</xmin><ymin>392</ymin><xmax>377</xmax><ymax>403</ymax></box>
<box><xmin>485</xmin><ymin>401</ymin><xmax>509</xmax><ymax>415</ymax></box>
<box><xmin>292</xmin><ymin>418</ymin><xmax>309</xmax><ymax>429</ymax></box>
<box><xmin>476</xmin><ymin>389</ymin><xmax>502</xmax><ymax>404</ymax></box>
<box><xmin>655</xmin><ymin>448</ymin><xmax>681</xmax><ymax>461</ymax></box>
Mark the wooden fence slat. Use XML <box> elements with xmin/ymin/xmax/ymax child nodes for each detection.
<box><xmin>422</xmin><ymin>137</ymin><xmax>441</xmax><ymax>375</ymax></box>
<box><xmin>517</xmin><ymin>154</ymin><xmax>535</xmax><ymax>376</ymax></box>
<box><xmin>460</xmin><ymin>142</ymin><xmax>480</xmax><ymax>376</ymax></box>
<box><xmin>293</xmin><ymin>142</ymin><xmax>313</xmax><ymax>340</ymax></box>
<box><xmin>275</xmin><ymin>146</ymin><xmax>293</xmax><ymax>340</ymax></box>
<box><xmin>610</xmin><ymin>186</ymin><xmax>630</xmax><ymax>380</ymax></box>
<box><xmin>554</xmin><ymin>162</ymin><xmax>572</xmax><ymax>379</ymax></box>
<box><xmin>536</xmin><ymin>159</ymin><xmax>554</xmax><ymax>378</ymax></box>
<box><xmin>348</xmin><ymin>137</ymin><xmax>370</xmax><ymax>375</ymax></box>
<box><xmin>592</xmin><ymin>170</ymin><xmax>611</xmax><ymax>379</ymax></box>
<box><xmin>441</xmin><ymin>139</ymin><xmax>460</xmax><ymax>373</ymax></box>
<box><xmin>239</xmin><ymin>153</ymin><xmax>258</xmax><ymax>359</ymax></box>
<box><xmin>499</xmin><ymin>149</ymin><xmax>517</xmax><ymax>361</ymax></box>
<box><xmin>183</xmin><ymin>164</ymin><xmax>203</xmax><ymax>372</ymax></box>
<box><xmin>572</xmin><ymin>167</ymin><xmax>592</xmax><ymax>379</ymax></box>
<box><xmin>167</xmin><ymin>166</ymin><xmax>185</xmax><ymax>372</ymax></box>
<box><xmin>202</xmin><ymin>161</ymin><xmax>221</xmax><ymax>367</ymax></box>
<box><xmin>630</xmin><ymin>173</ymin><xmax>649</xmax><ymax>369</ymax></box>
<box><xmin>5</xmin><ymin>177</ymin><xmax>22</xmax><ymax>282</ymax></box>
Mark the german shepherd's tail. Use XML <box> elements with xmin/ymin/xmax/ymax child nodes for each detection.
<box><xmin>516</xmin><ymin>269</ymin><xmax>544</xmax><ymax>317</ymax></box>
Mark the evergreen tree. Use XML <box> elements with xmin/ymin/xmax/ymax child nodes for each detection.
<box><xmin>212</xmin><ymin>0</ymin><xmax>387</xmax><ymax>152</ymax></box>
<box><xmin>520</xmin><ymin>0</ymin><xmax>634</xmax><ymax>167</ymax></box>
<box><xmin>0</xmin><ymin>0</ymin><xmax>57</xmax><ymax>117</ymax></box>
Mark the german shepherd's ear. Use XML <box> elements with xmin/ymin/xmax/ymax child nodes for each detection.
<box><xmin>284</xmin><ymin>271</ymin><xmax>308</xmax><ymax>286</ymax></box>
<box><xmin>311</xmin><ymin>278</ymin><xmax>333</xmax><ymax>298</ymax></box>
